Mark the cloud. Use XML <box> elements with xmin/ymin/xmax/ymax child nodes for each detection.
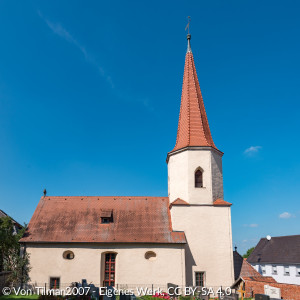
<box><xmin>244</xmin><ymin>146</ymin><xmax>262</xmax><ymax>156</ymax></box>
<box><xmin>243</xmin><ymin>223</ymin><xmax>258</xmax><ymax>228</ymax></box>
<box><xmin>37</xmin><ymin>11</ymin><xmax>113</xmax><ymax>88</ymax></box>
<box><xmin>279</xmin><ymin>212</ymin><xmax>294</xmax><ymax>219</ymax></box>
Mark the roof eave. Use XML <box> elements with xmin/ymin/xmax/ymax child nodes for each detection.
<box><xmin>166</xmin><ymin>145</ymin><xmax>224</xmax><ymax>163</ymax></box>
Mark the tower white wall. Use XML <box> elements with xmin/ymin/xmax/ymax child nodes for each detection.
<box><xmin>170</xmin><ymin>205</ymin><xmax>234</xmax><ymax>287</ymax></box>
<box><xmin>168</xmin><ymin>148</ymin><xmax>223</xmax><ymax>204</ymax></box>
<box><xmin>168</xmin><ymin>147</ymin><xmax>234</xmax><ymax>287</ymax></box>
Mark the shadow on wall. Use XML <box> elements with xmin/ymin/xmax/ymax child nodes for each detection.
<box><xmin>185</xmin><ymin>243</ymin><xmax>196</xmax><ymax>286</ymax></box>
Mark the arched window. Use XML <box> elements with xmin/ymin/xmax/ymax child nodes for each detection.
<box><xmin>103</xmin><ymin>253</ymin><xmax>116</xmax><ymax>287</ymax></box>
<box><xmin>195</xmin><ymin>168</ymin><xmax>203</xmax><ymax>188</ymax></box>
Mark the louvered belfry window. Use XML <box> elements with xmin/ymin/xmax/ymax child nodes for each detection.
<box><xmin>104</xmin><ymin>253</ymin><xmax>116</xmax><ymax>286</ymax></box>
<box><xmin>195</xmin><ymin>169</ymin><xmax>203</xmax><ymax>188</ymax></box>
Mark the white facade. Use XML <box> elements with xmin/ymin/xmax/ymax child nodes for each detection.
<box><xmin>168</xmin><ymin>147</ymin><xmax>234</xmax><ymax>287</ymax></box>
<box><xmin>27</xmin><ymin>243</ymin><xmax>186</xmax><ymax>288</ymax></box>
<box><xmin>252</xmin><ymin>263</ymin><xmax>300</xmax><ymax>285</ymax></box>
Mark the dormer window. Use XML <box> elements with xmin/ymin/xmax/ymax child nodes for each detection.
<box><xmin>100</xmin><ymin>210</ymin><xmax>113</xmax><ymax>224</ymax></box>
<box><xmin>101</xmin><ymin>217</ymin><xmax>111</xmax><ymax>224</ymax></box>
<box><xmin>195</xmin><ymin>168</ymin><xmax>203</xmax><ymax>188</ymax></box>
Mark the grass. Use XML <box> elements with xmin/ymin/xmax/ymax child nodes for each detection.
<box><xmin>0</xmin><ymin>295</ymin><xmax>39</xmax><ymax>300</ymax></box>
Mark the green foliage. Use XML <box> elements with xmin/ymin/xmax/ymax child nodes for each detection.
<box><xmin>0</xmin><ymin>296</ymin><xmax>39</xmax><ymax>300</ymax></box>
<box><xmin>243</xmin><ymin>247</ymin><xmax>255</xmax><ymax>258</ymax></box>
<box><xmin>0</xmin><ymin>217</ymin><xmax>31</xmax><ymax>285</ymax></box>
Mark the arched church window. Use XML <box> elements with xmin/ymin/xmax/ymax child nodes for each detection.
<box><xmin>195</xmin><ymin>169</ymin><xmax>203</xmax><ymax>188</ymax></box>
<box><xmin>103</xmin><ymin>253</ymin><xmax>116</xmax><ymax>287</ymax></box>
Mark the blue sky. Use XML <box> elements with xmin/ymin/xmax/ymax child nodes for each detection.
<box><xmin>0</xmin><ymin>0</ymin><xmax>299</xmax><ymax>255</ymax></box>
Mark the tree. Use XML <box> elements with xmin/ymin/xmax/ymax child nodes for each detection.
<box><xmin>0</xmin><ymin>216</ymin><xmax>30</xmax><ymax>286</ymax></box>
<box><xmin>243</xmin><ymin>247</ymin><xmax>255</xmax><ymax>258</ymax></box>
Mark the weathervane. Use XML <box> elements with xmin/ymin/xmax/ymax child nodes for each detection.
<box><xmin>185</xmin><ymin>16</ymin><xmax>191</xmax><ymax>34</ymax></box>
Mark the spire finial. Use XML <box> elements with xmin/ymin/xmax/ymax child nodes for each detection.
<box><xmin>185</xmin><ymin>16</ymin><xmax>192</xmax><ymax>53</ymax></box>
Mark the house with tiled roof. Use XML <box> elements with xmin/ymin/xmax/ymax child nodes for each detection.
<box><xmin>0</xmin><ymin>209</ymin><xmax>23</xmax><ymax>273</ymax></box>
<box><xmin>20</xmin><ymin>34</ymin><xmax>234</xmax><ymax>290</ymax></box>
<box><xmin>0</xmin><ymin>209</ymin><xmax>23</xmax><ymax>235</ymax></box>
<box><xmin>232</xmin><ymin>249</ymin><xmax>300</xmax><ymax>299</ymax></box>
<box><xmin>248</xmin><ymin>235</ymin><xmax>300</xmax><ymax>285</ymax></box>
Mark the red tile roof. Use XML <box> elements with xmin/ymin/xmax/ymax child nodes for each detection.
<box><xmin>20</xmin><ymin>196</ymin><xmax>186</xmax><ymax>244</ymax></box>
<box><xmin>243</xmin><ymin>276</ymin><xmax>277</xmax><ymax>283</ymax></box>
<box><xmin>171</xmin><ymin>50</ymin><xmax>218</xmax><ymax>153</ymax></box>
<box><xmin>240</xmin><ymin>259</ymin><xmax>263</xmax><ymax>278</ymax></box>
<box><xmin>213</xmin><ymin>198</ymin><xmax>232</xmax><ymax>206</ymax></box>
<box><xmin>170</xmin><ymin>198</ymin><xmax>190</xmax><ymax>207</ymax></box>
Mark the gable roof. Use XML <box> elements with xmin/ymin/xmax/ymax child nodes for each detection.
<box><xmin>247</xmin><ymin>235</ymin><xmax>300</xmax><ymax>264</ymax></box>
<box><xmin>20</xmin><ymin>196</ymin><xmax>186</xmax><ymax>244</ymax></box>
<box><xmin>0</xmin><ymin>209</ymin><xmax>22</xmax><ymax>229</ymax></box>
<box><xmin>233</xmin><ymin>250</ymin><xmax>244</xmax><ymax>280</ymax></box>
<box><xmin>240</xmin><ymin>258</ymin><xmax>262</xmax><ymax>278</ymax></box>
<box><xmin>232</xmin><ymin>255</ymin><xmax>277</xmax><ymax>289</ymax></box>
<box><xmin>170</xmin><ymin>35</ymin><xmax>219</xmax><ymax>153</ymax></box>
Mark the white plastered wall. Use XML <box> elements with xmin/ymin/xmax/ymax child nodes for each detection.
<box><xmin>170</xmin><ymin>205</ymin><xmax>234</xmax><ymax>287</ymax></box>
<box><xmin>26</xmin><ymin>243</ymin><xmax>185</xmax><ymax>287</ymax></box>
<box><xmin>168</xmin><ymin>149</ymin><xmax>223</xmax><ymax>205</ymax></box>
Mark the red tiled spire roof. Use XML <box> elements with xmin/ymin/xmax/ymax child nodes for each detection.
<box><xmin>171</xmin><ymin>35</ymin><xmax>218</xmax><ymax>152</ymax></box>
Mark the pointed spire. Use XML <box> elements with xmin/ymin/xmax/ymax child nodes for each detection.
<box><xmin>187</xmin><ymin>34</ymin><xmax>192</xmax><ymax>53</ymax></box>
<box><xmin>171</xmin><ymin>35</ymin><xmax>219</xmax><ymax>153</ymax></box>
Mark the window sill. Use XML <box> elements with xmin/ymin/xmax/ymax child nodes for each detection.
<box><xmin>284</xmin><ymin>274</ymin><xmax>290</xmax><ymax>276</ymax></box>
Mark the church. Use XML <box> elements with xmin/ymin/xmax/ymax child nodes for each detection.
<box><xmin>20</xmin><ymin>33</ymin><xmax>234</xmax><ymax>290</ymax></box>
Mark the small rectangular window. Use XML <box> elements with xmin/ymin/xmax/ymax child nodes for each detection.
<box><xmin>284</xmin><ymin>266</ymin><xmax>290</xmax><ymax>275</ymax></box>
<box><xmin>272</xmin><ymin>265</ymin><xmax>277</xmax><ymax>274</ymax></box>
<box><xmin>101</xmin><ymin>210</ymin><xmax>113</xmax><ymax>224</ymax></box>
<box><xmin>50</xmin><ymin>277</ymin><xmax>60</xmax><ymax>289</ymax></box>
<box><xmin>195</xmin><ymin>272</ymin><xmax>205</xmax><ymax>287</ymax></box>
<box><xmin>261</xmin><ymin>265</ymin><xmax>266</xmax><ymax>274</ymax></box>
<box><xmin>297</xmin><ymin>266</ymin><xmax>300</xmax><ymax>276</ymax></box>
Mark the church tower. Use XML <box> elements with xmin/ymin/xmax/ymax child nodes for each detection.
<box><xmin>168</xmin><ymin>34</ymin><xmax>234</xmax><ymax>287</ymax></box>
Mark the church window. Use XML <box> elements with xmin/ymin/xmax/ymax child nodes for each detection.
<box><xmin>195</xmin><ymin>168</ymin><xmax>203</xmax><ymax>188</ymax></box>
<box><xmin>195</xmin><ymin>272</ymin><xmax>205</xmax><ymax>287</ymax></box>
<box><xmin>261</xmin><ymin>265</ymin><xmax>266</xmax><ymax>274</ymax></box>
<box><xmin>297</xmin><ymin>266</ymin><xmax>300</xmax><ymax>276</ymax></box>
<box><xmin>50</xmin><ymin>277</ymin><xmax>60</xmax><ymax>289</ymax></box>
<box><xmin>63</xmin><ymin>250</ymin><xmax>75</xmax><ymax>260</ymax></box>
<box><xmin>145</xmin><ymin>251</ymin><xmax>157</xmax><ymax>261</ymax></box>
<box><xmin>104</xmin><ymin>253</ymin><xmax>116</xmax><ymax>287</ymax></box>
<box><xmin>272</xmin><ymin>265</ymin><xmax>277</xmax><ymax>274</ymax></box>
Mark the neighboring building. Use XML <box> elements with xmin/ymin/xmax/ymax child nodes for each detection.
<box><xmin>248</xmin><ymin>235</ymin><xmax>300</xmax><ymax>285</ymax></box>
<box><xmin>20</xmin><ymin>34</ymin><xmax>234</xmax><ymax>289</ymax></box>
<box><xmin>0</xmin><ymin>209</ymin><xmax>23</xmax><ymax>235</ymax></box>
<box><xmin>0</xmin><ymin>209</ymin><xmax>23</xmax><ymax>284</ymax></box>
<box><xmin>232</xmin><ymin>250</ymin><xmax>300</xmax><ymax>299</ymax></box>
